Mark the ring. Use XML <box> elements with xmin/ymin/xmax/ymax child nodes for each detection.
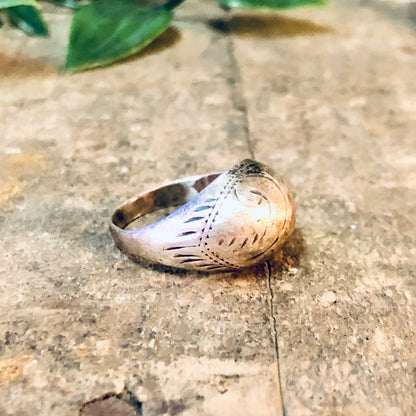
<box><xmin>110</xmin><ymin>159</ymin><xmax>296</xmax><ymax>272</ymax></box>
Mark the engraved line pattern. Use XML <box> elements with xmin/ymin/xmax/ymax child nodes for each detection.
<box><xmin>165</xmin><ymin>161</ymin><xmax>276</xmax><ymax>270</ymax></box>
<box><xmin>165</xmin><ymin>245</ymin><xmax>198</xmax><ymax>251</ymax></box>
<box><xmin>194</xmin><ymin>205</ymin><xmax>213</xmax><ymax>212</ymax></box>
<box><xmin>181</xmin><ymin>258</ymin><xmax>204</xmax><ymax>264</ymax></box>
<box><xmin>177</xmin><ymin>230</ymin><xmax>198</xmax><ymax>237</ymax></box>
<box><xmin>185</xmin><ymin>216</ymin><xmax>205</xmax><ymax>223</ymax></box>
<box><xmin>205</xmin><ymin>265</ymin><xmax>226</xmax><ymax>271</ymax></box>
<box><xmin>250</xmin><ymin>189</ymin><xmax>269</xmax><ymax>201</ymax></box>
<box><xmin>197</xmin><ymin>173</ymin><xmax>242</xmax><ymax>269</ymax></box>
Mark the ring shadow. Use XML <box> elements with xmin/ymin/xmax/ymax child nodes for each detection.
<box><xmin>208</xmin><ymin>14</ymin><xmax>332</xmax><ymax>38</ymax></box>
<box><xmin>267</xmin><ymin>227</ymin><xmax>306</xmax><ymax>273</ymax></box>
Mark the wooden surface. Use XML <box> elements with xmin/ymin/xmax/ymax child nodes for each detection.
<box><xmin>0</xmin><ymin>0</ymin><xmax>415</xmax><ymax>414</ymax></box>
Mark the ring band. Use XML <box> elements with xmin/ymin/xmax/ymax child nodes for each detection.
<box><xmin>110</xmin><ymin>159</ymin><xmax>296</xmax><ymax>272</ymax></box>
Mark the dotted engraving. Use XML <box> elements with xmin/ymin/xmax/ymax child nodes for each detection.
<box><xmin>165</xmin><ymin>160</ymin><xmax>280</xmax><ymax>271</ymax></box>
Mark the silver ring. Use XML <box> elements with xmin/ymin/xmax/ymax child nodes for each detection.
<box><xmin>110</xmin><ymin>159</ymin><xmax>296</xmax><ymax>272</ymax></box>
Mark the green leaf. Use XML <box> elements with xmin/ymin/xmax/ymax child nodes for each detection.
<box><xmin>44</xmin><ymin>0</ymin><xmax>81</xmax><ymax>10</ymax></box>
<box><xmin>65</xmin><ymin>0</ymin><xmax>173</xmax><ymax>73</ymax></box>
<box><xmin>6</xmin><ymin>4</ymin><xmax>49</xmax><ymax>36</ymax></box>
<box><xmin>0</xmin><ymin>0</ymin><xmax>38</xmax><ymax>7</ymax></box>
<box><xmin>213</xmin><ymin>0</ymin><xmax>326</xmax><ymax>10</ymax></box>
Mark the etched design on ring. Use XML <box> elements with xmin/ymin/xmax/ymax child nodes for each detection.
<box><xmin>110</xmin><ymin>159</ymin><xmax>295</xmax><ymax>272</ymax></box>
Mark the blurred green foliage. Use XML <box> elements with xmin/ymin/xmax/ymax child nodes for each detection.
<box><xmin>0</xmin><ymin>0</ymin><xmax>48</xmax><ymax>35</ymax></box>
<box><xmin>65</xmin><ymin>0</ymin><xmax>173</xmax><ymax>72</ymax></box>
<box><xmin>0</xmin><ymin>0</ymin><xmax>327</xmax><ymax>73</ymax></box>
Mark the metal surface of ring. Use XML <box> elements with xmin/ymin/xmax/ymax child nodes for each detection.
<box><xmin>110</xmin><ymin>159</ymin><xmax>296</xmax><ymax>272</ymax></box>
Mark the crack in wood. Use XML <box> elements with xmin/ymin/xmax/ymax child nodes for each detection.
<box><xmin>266</xmin><ymin>261</ymin><xmax>286</xmax><ymax>416</ymax></box>
<box><xmin>225</xmin><ymin>32</ymin><xmax>255</xmax><ymax>159</ymax></box>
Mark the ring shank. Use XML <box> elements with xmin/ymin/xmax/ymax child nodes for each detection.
<box><xmin>111</xmin><ymin>172</ymin><xmax>222</xmax><ymax>230</ymax></box>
